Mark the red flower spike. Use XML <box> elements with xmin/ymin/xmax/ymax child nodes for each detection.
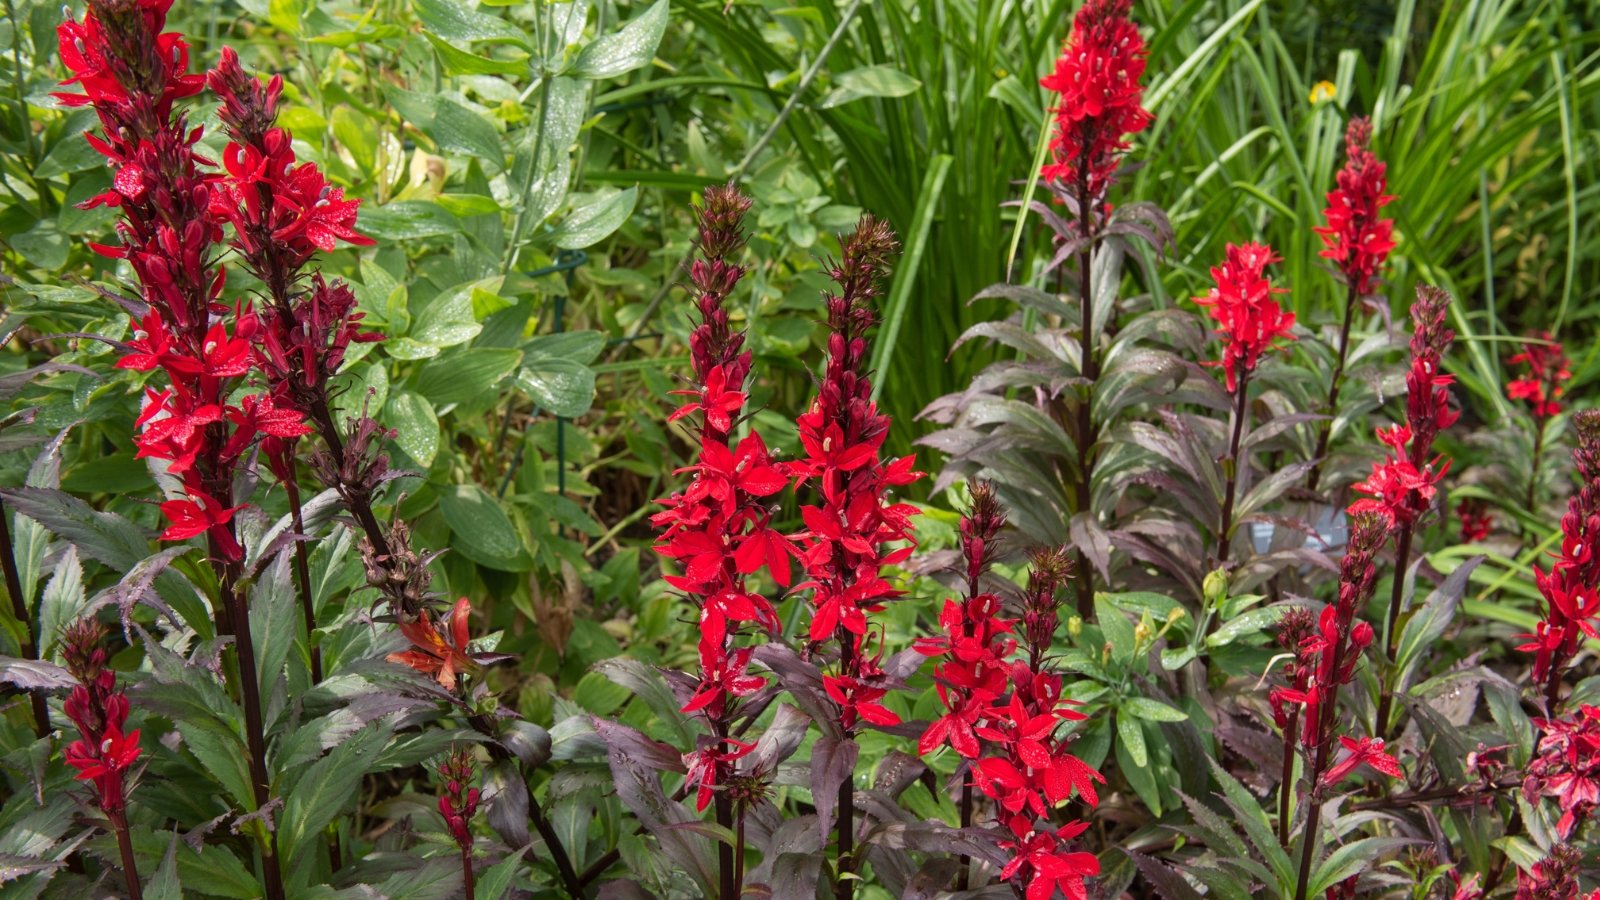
<box><xmin>59</xmin><ymin>619</ymin><xmax>142</xmax><ymax>815</ymax></box>
<box><xmin>1521</xmin><ymin>411</ymin><xmax>1600</xmax><ymax>697</ymax></box>
<box><xmin>1313</xmin><ymin>117</ymin><xmax>1396</xmax><ymax>295</ymax></box>
<box><xmin>436</xmin><ymin>748</ymin><xmax>480</xmax><ymax>850</ymax></box>
<box><xmin>1523</xmin><ymin>705</ymin><xmax>1600</xmax><ymax>840</ymax></box>
<box><xmin>1319</xmin><ymin>735</ymin><xmax>1403</xmax><ymax>788</ymax></box>
<box><xmin>1194</xmin><ymin>242</ymin><xmax>1295</xmax><ymax>392</ymax></box>
<box><xmin>1507</xmin><ymin>332</ymin><xmax>1572</xmax><ymax>420</ymax></box>
<box><xmin>1039</xmin><ymin>0</ymin><xmax>1153</xmax><ymax>204</ymax></box>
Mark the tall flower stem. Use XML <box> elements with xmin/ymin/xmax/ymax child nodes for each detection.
<box><xmin>1277</xmin><ymin>707</ymin><xmax>1300</xmax><ymax>847</ymax></box>
<box><xmin>956</xmin><ymin>780</ymin><xmax>975</xmax><ymax>889</ymax></box>
<box><xmin>109</xmin><ymin>809</ymin><xmax>144</xmax><ymax>900</ymax></box>
<box><xmin>1307</xmin><ymin>283</ymin><xmax>1360</xmax><ymax>492</ymax></box>
<box><xmin>284</xmin><ymin>478</ymin><xmax>323</xmax><ymax>684</ymax></box>
<box><xmin>220</xmin><ymin>558</ymin><xmax>287</xmax><ymax>900</ymax></box>
<box><xmin>1073</xmin><ymin>175</ymin><xmax>1098</xmax><ymax>618</ymax></box>
<box><xmin>1373</xmin><ymin>522</ymin><xmax>1414</xmax><ymax>739</ymax></box>
<box><xmin>1216</xmin><ymin>369</ymin><xmax>1252</xmax><ymax>567</ymax></box>
<box><xmin>0</xmin><ymin>497</ymin><xmax>49</xmax><ymax>737</ymax></box>
<box><xmin>835</xmin><ymin>633</ymin><xmax>856</xmax><ymax>900</ymax></box>
<box><xmin>1526</xmin><ymin>422</ymin><xmax>1546</xmax><ymax>517</ymax></box>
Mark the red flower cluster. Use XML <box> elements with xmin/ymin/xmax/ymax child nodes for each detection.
<box><xmin>208</xmin><ymin>47</ymin><xmax>373</xmax><ymax>272</ymax></box>
<box><xmin>60</xmin><ymin>619</ymin><xmax>141</xmax><ymax>815</ymax></box>
<box><xmin>1507</xmin><ymin>333</ymin><xmax>1572</xmax><ymax>420</ymax></box>
<box><xmin>1039</xmin><ymin>0</ymin><xmax>1153</xmax><ymax>203</ymax></box>
<box><xmin>988</xmin><ymin>550</ymin><xmax>1103</xmax><ymax>900</ymax></box>
<box><xmin>1313</xmin><ymin>117</ymin><xmax>1396</xmax><ymax>295</ymax></box>
<box><xmin>794</xmin><ymin>215</ymin><xmax>921</xmax><ymax>733</ymax></box>
<box><xmin>1524</xmin><ymin>705</ymin><xmax>1600</xmax><ymax>839</ymax></box>
<box><xmin>652</xmin><ymin>186</ymin><xmax>795</xmax><ymax>809</ymax></box>
<box><xmin>918</xmin><ymin>523</ymin><xmax>1104</xmax><ymax>900</ymax></box>
<box><xmin>1521</xmin><ymin>411</ymin><xmax>1600</xmax><ymax>700</ymax></box>
<box><xmin>437</xmin><ymin>748</ymin><xmax>481</xmax><ymax>849</ymax></box>
<box><xmin>1194</xmin><ymin>242</ymin><xmax>1295</xmax><ymax>392</ymax></box>
<box><xmin>54</xmin><ymin>0</ymin><xmax>203</xmax><ymax>113</ymax></box>
<box><xmin>1271</xmin><ymin>513</ymin><xmax>1399</xmax><ymax>776</ymax></box>
<box><xmin>1349</xmin><ymin>286</ymin><xmax>1457</xmax><ymax>526</ymax></box>
<box><xmin>1514</xmin><ymin>843</ymin><xmax>1597</xmax><ymax>900</ymax></box>
<box><xmin>916</xmin><ymin>483</ymin><xmax>1015</xmax><ymax>758</ymax></box>
<box><xmin>1456</xmin><ymin>499</ymin><xmax>1492</xmax><ymax>543</ymax></box>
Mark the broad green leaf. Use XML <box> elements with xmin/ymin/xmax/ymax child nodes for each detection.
<box><xmin>144</xmin><ymin>836</ymin><xmax>182</xmax><ymax>900</ymax></box>
<box><xmin>280</xmin><ymin>724</ymin><xmax>393</xmax><ymax>873</ymax></box>
<box><xmin>434</xmin><ymin>193</ymin><xmax>505</xmax><ymax>217</ymax></box>
<box><xmin>357</xmin><ymin>201</ymin><xmax>462</xmax><ymax>241</ymax></box>
<box><xmin>574</xmin><ymin>670</ymin><xmax>633</xmax><ymax>714</ymax></box>
<box><xmin>1095</xmin><ymin>595</ymin><xmax>1136</xmax><ymax>665</ymax></box>
<box><xmin>409</xmin><ymin>284</ymin><xmax>485</xmax><ymax>352</ymax></box>
<box><xmin>127</xmin><ymin>831</ymin><xmax>259</xmax><ymax>898</ymax></box>
<box><xmin>384</xmin><ymin>87</ymin><xmax>504</xmax><ymax>173</ymax></box>
<box><xmin>249</xmin><ymin>551</ymin><xmax>299</xmax><ymax>700</ymax></box>
<box><xmin>412</xmin><ymin>0</ymin><xmax>529</xmax><ymax>45</ymax></box>
<box><xmin>1115</xmin><ymin>726</ymin><xmax>1160</xmax><ymax>815</ymax></box>
<box><xmin>331</xmin><ymin>106</ymin><xmax>378</xmax><ymax>172</ymax></box>
<box><xmin>1207</xmin><ymin>605</ymin><xmax>1287</xmax><ymax>648</ymax></box>
<box><xmin>417</xmin><ymin>348</ymin><xmax>522</xmax><ymax>407</ymax></box>
<box><xmin>332</xmin><ymin>361</ymin><xmax>389</xmax><ymax>423</ymax></box>
<box><xmin>1122</xmin><ymin>697</ymin><xmax>1189</xmax><ymax>723</ymax></box>
<box><xmin>572</xmin><ymin>0</ymin><xmax>668</xmax><ymax>79</ymax></box>
<box><xmin>820</xmin><ymin>65</ymin><xmax>922</xmax><ymax>109</ymax></box>
<box><xmin>551</xmin><ymin>187</ymin><xmax>638</xmax><ymax>249</ymax></box>
<box><xmin>423</xmin><ymin>31</ymin><xmax>529</xmax><ymax>76</ymax></box>
<box><xmin>515</xmin><ymin>357</ymin><xmax>596</xmax><ymax>418</ymax></box>
<box><xmin>523</xmin><ymin>331</ymin><xmax>606</xmax><ymax>365</ymax></box>
<box><xmin>385</xmin><ymin>391</ymin><xmax>440</xmax><ymax>467</ymax></box>
<box><xmin>476</xmin><ymin>845</ymin><xmax>528</xmax><ymax>899</ymax></box>
<box><xmin>438</xmin><ymin>484</ymin><xmax>534</xmax><ymax>571</ymax></box>
<box><xmin>1116</xmin><ymin>710</ymin><xmax>1147</xmax><ymax>767</ymax></box>
<box><xmin>11</xmin><ymin>221</ymin><xmax>68</xmax><ymax>270</ymax></box>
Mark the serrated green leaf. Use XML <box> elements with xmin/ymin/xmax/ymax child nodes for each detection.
<box><xmin>280</xmin><ymin>724</ymin><xmax>393</xmax><ymax>873</ymax></box>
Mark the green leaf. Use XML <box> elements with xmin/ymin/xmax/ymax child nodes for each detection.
<box><xmin>476</xmin><ymin>845</ymin><xmax>528</xmax><ymax>899</ymax></box>
<box><xmin>1310</xmin><ymin>838</ymin><xmax>1422</xmax><ymax>897</ymax></box>
<box><xmin>1103</xmin><ymin>591</ymin><xmax>1187</xmax><ymax>621</ymax></box>
<box><xmin>12</xmin><ymin>220</ymin><xmax>68</xmax><ymax>270</ymax></box>
<box><xmin>423</xmin><ymin>31</ymin><xmax>530</xmax><ymax>76</ymax></box>
<box><xmin>384</xmin><ymin>87</ymin><xmax>504</xmax><ymax>173</ymax></box>
<box><xmin>417</xmin><ymin>348</ymin><xmax>522</xmax><ymax>407</ymax></box>
<box><xmin>1116</xmin><ymin>710</ymin><xmax>1147</xmax><ymax>767</ymax></box>
<box><xmin>1095</xmin><ymin>595</ymin><xmax>1136</xmax><ymax>665</ymax></box>
<box><xmin>572</xmin><ymin>0</ymin><xmax>668</xmax><ymax>79</ymax></box>
<box><xmin>434</xmin><ymin>193</ymin><xmax>505</xmax><ymax>217</ymax></box>
<box><xmin>280</xmin><ymin>724</ymin><xmax>393</xmax><ymax>873</ymax></box>
<box><xmin>1206</xmin><ymin>756</ymin><xmax>1293</xmax><ymax>890</ymax></box>
<box><xmin>574</xmin><ymin>670</ymin><xmax>633</xmax><ymax>714</ymax></box>
<box><xmin>144</xmin><ymin>835</ymin><xmax>183</xmax><ymax>900</ymax></box>
<box><xmin>820</xmin><ymin>65</ymin><xmax>922</xmax><ymax>109</ymax></box>
<box><xmin>331</xmin><ymin>106</ymin><xmax>378</xmax><ymax>172</ymax></box>
<box><xmin>1122</xmin><ymin>697</ymin><xmax>1190</xmax><ymax>723</ymax></box>
<box><xmin>408</xmin><ymin>283</ymin><xmax>485</xmax><ymax>353</ymax></box>
<box><xmin>357</xmin><ymin>201</ymin><xmax>463</xmax><ymax>241</ymax></box>
<box><xmin>412</xmin><ymin>0</ymin><xmax>529</xmax><ymax>45</ymax></box>
<box><xmin>523</xmin><ymin>331</ymin><xmax>606</xmax><ymax>365</ymax></box>
<box><xmin>1115</xmin><ymin>724</ymin><xmax>1160</xmax><ymax>815</ymax></box>
<box><xmin>127</xmin><ymin>831</ymin><xmax>259</xmax><ymax>898</ymax></box>
<box><xmin>514</xmin><ymin>353</ymin><xmax>597</xmax><ymax>418</ymax></box>
<box><xmin>249</xmin><ymin>551</ymin><xmax>299</xmax><ymax>700</ymax></box>
<box><xmin>438</xmin><ymin>484</ymin><xmax>534</xmax><ymax>571</ymax></box>
<box><xmin>551</xmin><ymin>187</ymin><xmax>638</xmax><ymax>249</ymax></box>
<box><xmin>385</xmin><ymin>391</ymin><xmax>440</xmax><ymax>467</ymax></box>
<box><xmin>1207</xmin><ymin>605</ymin><xmax>1287</xmax><ymax>648</ymax></box>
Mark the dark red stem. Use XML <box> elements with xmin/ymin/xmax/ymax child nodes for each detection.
<box><xmin>1216</xmin><ymin>368</ymin><xmax>1252</xmax><ymax>568</ymax></box>
<box><xmin>1307</xmin><ymin>282</ymin><xmax>1360</xmax><ymax>492</ymax></box>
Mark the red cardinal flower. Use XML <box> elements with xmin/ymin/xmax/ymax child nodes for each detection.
<box><xmin>1194</xmin><ymin>242</ymin><xmax>1294</xmax><ymax>392</ymax></box>
<box><xmin>683</xmin><ymin>737</ymin><xmax>757</xmax><ymax>812</ymax></box>
<box><xmin>1039</xmin><ymin>0</ymin><xmax>1152</xmax><ymax>203</ymax></box>
<box><xmin>1508</xmin><ymin>332</ymin><xmax>1572</xmax><ymax>420</ymax></box>
<box><xmin>388</xmin><ymin>598</ymin><xmax>478</xmax><ymax>688</ymax></box>
<box><xmin>1320</xmin><ymin>735</ymin><xmax>1403</xmax><ymax>788</ymax></box>
<box><xmin>436</xmin><ymin>748</ymin><xmax>481</xmax><ymax>849</ymax></box>
<box><xmin>1314</xmin><ymin>117</ymin><xmax>1396</xmax><ymax>295</ymax></box>
<box><xmin>1521</xmin><ymin>411</ymin><xmax>1600</xmax><ymax>698</ymax></box>
<box><xmin>60</xmin><ymin>619</ymin><xmax>142</xmax><ymax>815</ymax></box>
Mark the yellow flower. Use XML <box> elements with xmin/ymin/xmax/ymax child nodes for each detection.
<box><xmin>1309</xmin><ymin>80</ymin><xmax>1337</xmax><ymax>105</ymax></box>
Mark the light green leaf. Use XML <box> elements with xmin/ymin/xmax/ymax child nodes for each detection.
<box><xmin>280</xmin><ymin>724</ymin><xmax>393</xmax><ymax>872</ymax></box>
<box><xmin>357</xmin><ymin>201</ymin><xmax>463</xmax><ymax>241</ymax></box>
<box><xmin>438</xmin><ymin>484</ymin><xmax>534</xmax><ymax>571</ymax></box>
<box><xmin>423</xmin><ymin>32</ymin><xmax>529</xmax><ymax>76</ymax></box>
<box><xmin>1095</xmin><ymin>595</ymin><xmax>1136</xmax><ymax>665</ymax></box>
<box><xmin>1207</xmin><ymin>605</ymin><xmax>1287</xmax><ymax>648</ymax></box>
<box><xmin>1122</xmin><ymin>697</ymin><xmax>1190</xmax><ymax>723</ymax></box>
<box><xmin>572</xmin><ymin>0</ymin><xmax>668</xmax><ymax>79</ymax></box>
<box><xmin>523</xmin><ymin>331</ymin><xmax>605</xmax><ymax>365</ymax></box>
<box><xmin>1116</xmin><ymin>710</ymin><xmax>1147</xmax><ymax>767</ymax></box>
<box><xmin>384</xmin><ymin>87</ymin><xmax>504</xmax><ymax>173</ymax></box>
<box><xmin>551</xmin><ymin>187</ymin><xmax>638</xmax><ymax>249</ymax></box>
<box><xmin>410</xmin><ymin>284</ymin><xmax>485</xmax><ymax>352</ymax></box>
<box><xmin>820</xmin><ymin>65</ymin><xmax>922</xmax><ymax>109</ymax></box>
<box><xmin>412</xmin><ymin>0</ymin><xmax>529</xmax><ymax>45</ymax></box>
<box><xmin>417</xmin><ymin>348</ymin><xmax>522</xmax><ymax>407</ymax></box>
<box><xmin>515</xmin><ymin>358</ymin><xmax>596</xmax><ymax>418</ymax></box>
<box><xmin>386</xmin><ymin>391</ymin><xmax>440</xmax><ymax>467</ymax></box>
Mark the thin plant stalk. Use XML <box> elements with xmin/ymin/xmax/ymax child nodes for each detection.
<box><xmin>714</xmin><ymin>772</ymin><xmax>737</xmax><ymax>899</ymax></box>
<box><xmin>835</xmin><ymin>633</ymin><xmax>856</xmax><ymax>900</ymax></box>
<box><xmin>1216</xmin><ymin>368</ymin><xmax>1253</xmax><ymax>567</ymax></box>
<box><xmin>1373</xmin><ymin>523</ymin><xmax>1414</xmax><ymax>739</ymax></box>
<box><xmin>1277</xmin><ymin>706</ymin><xmax>1299</xmax><ymax>848</ymax></box>
<box><xmin>459</xmin><ymin>843</ymin><xmax>475</xmax><ymax>898</ymax></box>
<box><xmin>219</xmin><ymin>555</ymin><xmax>287</xmax><ymax>900</ymax></box>
<box><xmin>0</xmin><ymin>497</ymin><xmax>49</xmax><ymax>737</ymax></box>
<box><xmin>109</xmin><ymin>809</ymin><xmax>143</xmax><ymax>900</ymax></box>
<box><xmin>956</xmin><ymin>779</ymin><xmax>975</xmax><ymax>890</ymax></box>
<box><xmin>284</xmin><ymin>477</ymin><xmax>323</xmax><ymax>684</ymax></box>
<box><xmin>1526</xmin><ymin>421</ymin><xmax>1546</xmax><ymax>516</ymax></box>
<box><xmin>1307</xmin><ymin>283</ymin><xmax>1360</xmax><ymax>492</ymax></box>
<box><xmin>1073</xmin><ymin>172</ymin><xmax>1098</xmax><ymax>619</ymax></box>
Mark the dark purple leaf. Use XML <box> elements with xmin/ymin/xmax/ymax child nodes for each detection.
<box><xmin>0</xmin><ymin>657</ymin><xmax>75</xmax><ymax>691</ymax></box>
<box><xmin>809</xmin><ymin>735</ymin><xmax>858</xmax><ymax>839</ymax></box>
